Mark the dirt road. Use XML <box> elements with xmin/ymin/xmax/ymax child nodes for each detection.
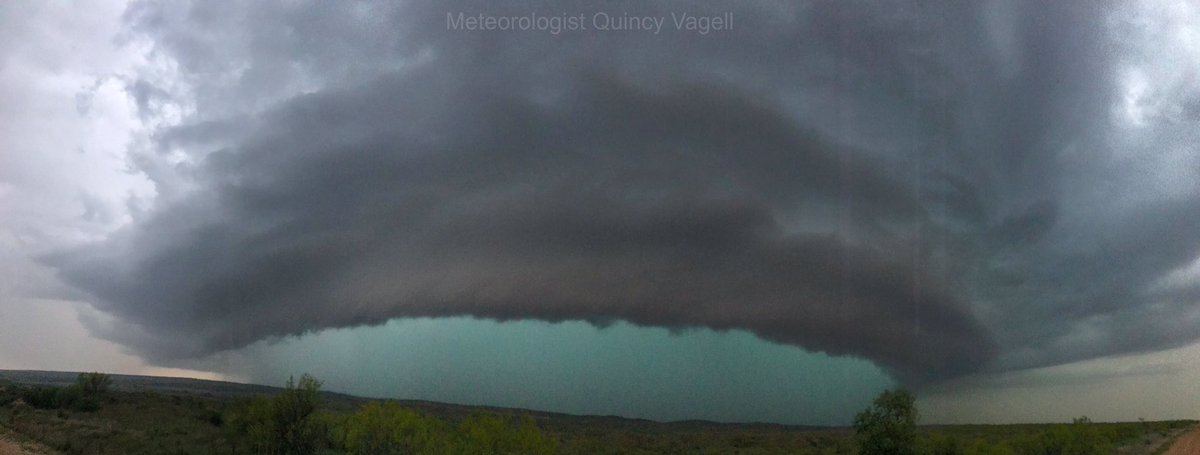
<box><xmin>1165</xmin><ymin>425</ymin><xmax>1200</xmax><ymax>455</ymax></box>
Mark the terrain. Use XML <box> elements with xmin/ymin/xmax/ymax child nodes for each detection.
<box><xmin>1163</xmin><ymin>426</ymin><xmax>1200</xmax><ymax>455</ymax></box>
<box><xmin>0</xmin><ymin>426</ymin><xmax>53</xmax><ymax>455</ymax></box>
<box><xmin>0</xmin><ymin>370</ymin><xmax>1194</xmax><ymax>454</ymax></box>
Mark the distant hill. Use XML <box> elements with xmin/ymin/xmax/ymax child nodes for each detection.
<box><xmin>0</xmin><ymin>369</ymin><xmax>277</xmax><ymax>397</ymax></box>
<box><xmin>0</xmin><ymin>369</ymin><xmax>833</xmax><ymax>433</ymax></box>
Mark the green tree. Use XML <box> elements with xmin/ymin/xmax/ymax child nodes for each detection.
<box><xmin>455</xmin><ymin>412</ymin><xmax>558</xmax><ymax>454</ymax></box>
<box><xmin>921</xmin><ymin>432</ymin><xmax>963</xmax><ymax>455</ymax></box>
<box><xmin>223</xmin><ymin>397</ymin><xmax>258</xmax><ymax>454</ymax></box>
<box><xmin>854</xmin><ymin>389</ymin><xmax>919</xmax><ymax>455</ymax></box>
<box><xmin>76</xmin><ymin>371</ymin><xmax>112</xmax><ymax>396</ymax></box>
<box><xmin>231</xmin><ymin>373</ymin><xmax>325</xmax><ymax>455</ymax></box>
<box><xmin>1014</xmin><ymin>416</ymin><xmax>1113</xmax><ymax>455</ymax></box>
<box><xmin>338</xmin><ymin>401</ymin><xmax>445</xmax><ymax>454</ymax></box>
<box><xmin>273</xmin><ymin>374</ymin><xmax>324</xmax><ymax>454</ymax></box>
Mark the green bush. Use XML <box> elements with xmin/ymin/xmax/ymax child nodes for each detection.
<box><xmin>325</xmin><ymin>402</ymin><xmax>558</xmax><ymax>455</ymax></box>
<box><xmin>0</xmin><ymin>383</ymin><xmax>17</xmax><ymax>407</ymax></box>
<box><xmin>21</xmin><ymin>386</ymin><xmax>61</xmax><ymax>410</ymax></box>
<box><xmin>13</xmin><ymin>375</ymin><xmax>108</xmax><ymax>414</ymax></box>
<box><xmin>77</xmin><ymin>372</ymin><xmax>112</xmax><ymax>396</ymax></box>
<box><xmin>964</xmin><ymin>438</ymin><xmax>1015</xmax><ymax>455</ymax></box>
<box><xmin>1008</xmin><ymin>417</ymin><xmax>1115</xmax><ymax>455</ymax></box>
<box><xmin>335</xmin><ymin>402</ymin><xmax>445</xmax><ymax>454</ymax></box>
<box><xmin>915</xmin><ymin>417</ymin><xmax>1147</xmax><ymax>455</ymax></box>
<box><xmin>855</xmin><ymin>389</ymin><xmax>919</xmax><ymax>455</ymax></box>
<box><xmin>920</xmin><ymin>433</ymin><xmax>963</xmax><ymax>455</ymax></box>
<box><xmin>54</xmin><ymin>385</ymin><xmax>83</xmax><ymax>411</ymax></box>
<box><xmin>226</xmin><ymin>373</ymin><xmax>326</xmax><ymax>455</ymax></box>
<box><xmin>454</xmin><ymin>413</ymin><xmax>558</xmax><ymax>454</ymax></box>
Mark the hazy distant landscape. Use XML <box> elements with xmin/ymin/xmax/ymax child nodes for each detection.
<box><xmin>2</xmin><ymin>370</ymin><xmax>1195</xmax><ymax>454</ymax></box>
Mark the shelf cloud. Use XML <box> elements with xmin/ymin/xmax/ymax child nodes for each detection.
<box><xmin>41</xmin><ymin>0</ymin><xmax>1200</xmax><ymax>385</ymax></box>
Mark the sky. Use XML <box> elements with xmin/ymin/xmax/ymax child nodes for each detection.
<box><xmin>1</xmin><ymin>0</ymin><xmax>1199</xmax><ymax>425</ymax></box>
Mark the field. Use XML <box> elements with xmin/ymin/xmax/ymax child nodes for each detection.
<box><xmin>0</xmin><ymin>370</ymin><xmax>1194</xmax><ymax>454</ymax></box>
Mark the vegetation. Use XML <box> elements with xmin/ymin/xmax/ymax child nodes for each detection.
<box><xmin>847</xmin><ymin>389</ymin><xmax>1196</xmax><ymax>455</ymax></box>
<box><xmin>854</xmin><ymin>388</ymin><xmax>919</xmax><ymax>455</ymax></box>
<box><xmin>0</xmin><ymin>373</ymin><xmax>1194</xmax><ymax>454</ymax></box>
<box><xmin>222</xmin><ymin>373</ymin><xmax>326</xmax><ymax>454</ymax></box>
<box><xmin>13</xmin><ymin>372</ymin><xmax>111</xmax><ymax>413</ymax></box>
<box><xmin>222</xmin><ymin>373</ymin><xmax>558</xmax><ymax>454</ymax></box>
<box><xmin>327</xmin><ymin>402</ymin><xmax>557</xmax><ymax>454</ymax></box>
<box><xmin>1</xmin><ymin>374</ymin><xmax>230</xmax><ymax>454</ymax></box>
<box><xmin>77</xmin><ymin>372</ymin><xmax>113</xmax><ymax>396</ymax></box>
<box><xmin>910</xmin><ymin>418</ymin><xmax>1195</xmax><ymax>455</ymax></box>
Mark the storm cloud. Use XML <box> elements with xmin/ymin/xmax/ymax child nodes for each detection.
<box><xmin>43</xmin><ymin>0</ymin><xmax>1200</xmax><ymax>385</ymax></box>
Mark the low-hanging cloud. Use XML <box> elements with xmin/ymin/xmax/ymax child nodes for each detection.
<box><xmin>43</xmin><ymin>0</ymin><xmax>1200</xmax><ymax>385</ymax></box>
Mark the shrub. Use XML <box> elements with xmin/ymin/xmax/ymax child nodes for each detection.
<box><xmin>272</xmin><ymin>374</ymin><xmax>325</xmax><ymax>454</ymax></box>
<box><xmin>21</xmin><ymin>386</ymin><xmax>60</xmax><ymax>410</ymax></box>
<box><xmin>77</xmin><ymin>372</ymin><xmax>112</xmax><ymax>396</ymax></box>
<box><xmin>205</xmin><ymin>409</ymin><xmax>224</xmax><ymax>427</ymax></box>
<box><xmin>326</xmin><ymin>403</ymin><xmax>558</xmax><ymax>455</ymax></box>
<box><xmin>8</xmin><ymin>399</ymin><xmax>32</xmax><ymax>425</ymax></box>
<box><xmin>54</xmin><ymin>385</ymin><xmax>82</xmax><ymax>410</ymax></box>
<box><xmin>921</xmin><ymin>433</ymin><xmax>963</xmax><ymax>455</ymax></box>
<box><xmin>228</xmin><ymin>373</ymin><xmax>326</xmax><ymax>455</ymax></box>
<box><xmin>854</xmin><ymin>389</ymin><xmax>919</xmax><ymax>455</ymax></box>
<box><xmin>454</xmin><ymin>413</ymin><xmax>558</xmax><ymax>454</ymax></box>
<box><xmin>0</xmin><ymin>384</ymin><xmax>17</xmax><ymax>407</ymax></box>
<box><xmin>1007</xmin><ymin>417</ymin><xmax>1115</xmax><ymax>455</ymax></box>
<box><xmin>337</xmin><ymin>402</ymin><xmax>444</xmax><ymax>454</ymax></box>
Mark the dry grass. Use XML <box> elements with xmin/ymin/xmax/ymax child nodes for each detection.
<box><xmin>0</xmin><ymin>427</ymin><xmax>56</xmax><ymax>455</ymax></box>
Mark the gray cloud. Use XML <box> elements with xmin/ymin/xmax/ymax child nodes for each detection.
<box><xmin>42</xmin><ymin>0</ymin><xmax>1200</xmax><ymax>385</ymax></box>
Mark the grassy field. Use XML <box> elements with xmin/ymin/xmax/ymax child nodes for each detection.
<box><xmin>0</xmin><ymin>370</ymin><xmax>1194</xmax><ymax>454</ymax></box>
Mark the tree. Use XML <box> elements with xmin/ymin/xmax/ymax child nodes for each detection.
<box><xmin>231</xmin><ymin>373</ymin><xmax>326</xmax><ymax>455</ymax></box>
<box><xmin>77</xmin><ymin>372</ymin><xmax>112</xmax><ymax>396</ymax></box>
<box><xmin>338</xmin><ymin>401</ymin><xmax>444</xmax><ymax>454</ymax></box>
<box><xmin>854</xmin><ymin>388</ymin><xmax>919</xmax><ymax>455</ymax></box>
<box><xmin>273</xmin><ymin>374</ymin><xmax>324</xmax><ymax>454</ymax></box>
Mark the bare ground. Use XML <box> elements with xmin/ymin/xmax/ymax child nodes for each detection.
<box><xmin>1164</xmin><ymin>425</ymin><xmax>1200</xmax><ymax>455</ymax></box>
<box><xmin>0</xmin><ymin>429</ymin><xmax>54</xmax><ymax>455</ymax></box>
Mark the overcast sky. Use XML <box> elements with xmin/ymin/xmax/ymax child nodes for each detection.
<box><xmin>2</xmin><ymin>0</ymin><xmax>1199</xmax><ymax>425</ymax></box>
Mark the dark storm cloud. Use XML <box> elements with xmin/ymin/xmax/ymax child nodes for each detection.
<box><xmin>52</xmin><ymin>71</ymin><xmax>992</xmax><ymax>384</ymax></box>
<box><xmin>44</xmin><ymin>0</ymin><xmax>1200</xmax><ymax>384</ymax></box>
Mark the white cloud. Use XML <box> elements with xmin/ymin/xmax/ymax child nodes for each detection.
<box><xmin>0</xmin><ymin>0</ymin><xmax>213</xmax><ymax>379</ymax></box>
